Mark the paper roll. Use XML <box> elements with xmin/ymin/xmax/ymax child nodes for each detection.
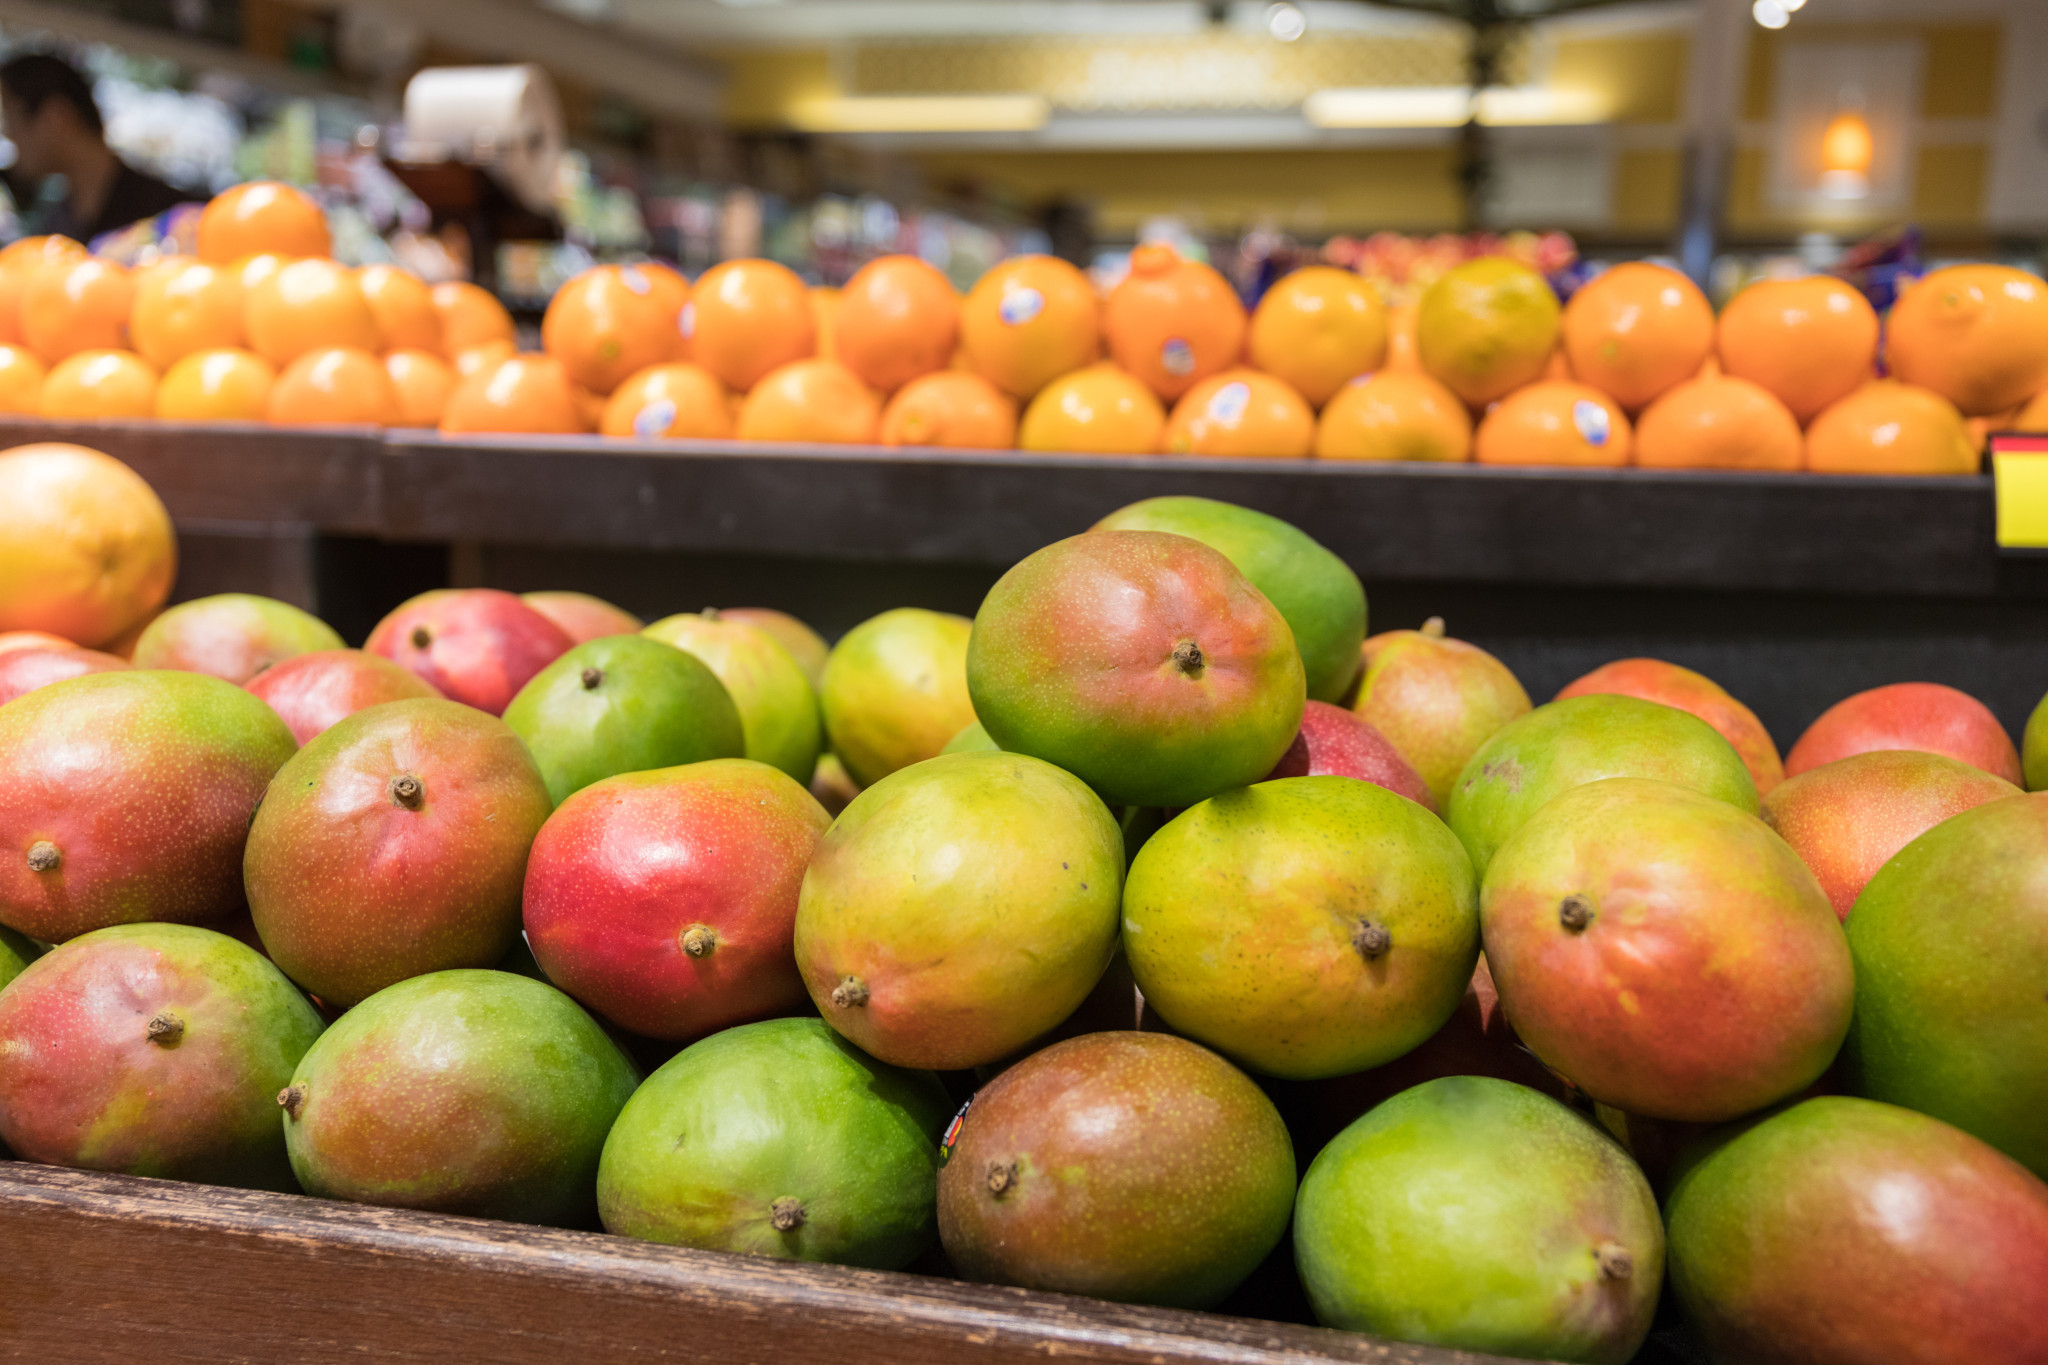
<box><xmin>403</xmin><ymin>64</ymin><xmax>564</xmax><ymax>214</ymax></box>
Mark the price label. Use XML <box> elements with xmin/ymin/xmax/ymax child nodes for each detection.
<box><xmin>1991</xmin><ymin>434</ymin><xmax>2048</xmax><ymax>549</ymax></box>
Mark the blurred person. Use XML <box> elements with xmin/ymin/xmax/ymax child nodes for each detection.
<box><xmin>0</xmin><ymin>52</ymin><xmax>200</xmax><ymax>242</ymax></box>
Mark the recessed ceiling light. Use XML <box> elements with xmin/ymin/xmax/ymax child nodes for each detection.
<box><xmin>1753</xmin><ymin>0</ymin><xmax>1790</xmax><ymax>28</ymax></box>
<box><xmin>1266</xmin><ymin>3</ymin><xmax>1307</xmax><ymax>42</ymax></box>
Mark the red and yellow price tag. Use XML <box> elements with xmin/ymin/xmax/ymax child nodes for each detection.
<box><xmin>1991</xmin><ymin>434</ymin><xmax>2048</xmax><ymax>549</ymax></box>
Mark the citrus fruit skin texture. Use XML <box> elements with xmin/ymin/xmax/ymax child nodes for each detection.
<box><xmin>1475</xmin><ymin>381</ymin><xmax>1631</xmax><ymax>467</ymax></box>
<box><xmin>432</xmin><ymin>281</ymin><xmax>516</xmax><ymax>360</ymax></box>
<box><xmin>879</xmin><ymin>370</ymin><xmax>1017</xmax><ymax>449</ymax></box>
<box><xmin>1103</xmin><ymin>243</ymin><xmax>1247</xmax><ymax>402</ymax></box>
<box><xmin>0</xmin><ymin>235</ymin><xmax>87</xmax><ymax>347</ymax></box>
<box><xmin>939</xmin><ymin>1032</ymin><xmax>1294</xmax><ymax>1309</ymax></box>
<box><xmin>157</xmin><ymin>348</ymin><xmax>275</xmax><ymax>422</ymax></box>
<box><xmin>1634</xmin><ymin>373</ymin><xmax>1802</xmax><ymax>471</ymax></box>
<box><xmin>0</xmin><ymin>344</ymin><xmax>45</xmax><ymax>413</ymax></box>
<box><xmin>1018</xmin><ymin>364</ymin><xmax>1164</xmax><ymax>455</ymax></box>
<box><xmin>383</xmin><ymin>349</ymin><xmax>455</xmax><ymax>427</ymax></box>
<box><xmin>1315</xmin><ymin>371</ymin><xmax>1471</xmax><ymax>462</ymax></box>
<box><xmin>1248</xmin><ymin>266</ymin><xmax>1388</xmax><ymax>407</ymax></box>
<box><xmin>834</xmin><ymin>255</ymin><xmax>960</xmax><ymax>393</ymax></box>
<box><xmin>1803</xmin><ymin>380</ymin><xmax>1978</xmax><ymax>476</ymax></box>
<box><xmin>40</xmin><ymin>350</ymin><xmax>158</xmax><ymax>420</ymax></box>
<box><xmin>265</xmin><ymin>346</ymin><xmax>397</xmax><ymax>427</ymax></box>
<box><xmin>1162</xmin><ymin>370</ymin><xmax>1315</xmax><ymax>459</ymax></box>
<box><xmin>1664</xmin><ymin>1097</ymin><xmax>2048</xmax><ymax>1365</ymax></box>
<box><xmin>0</xmin><ymin>442</ymin><xmax>174</xmax><ymax>646</ymax></box>
<box><xmin>1716</xmin><ymin>276</ymin><xmax>1878</xmax><ymax>423</ymax></box>
<box><xmin>687</xmin><ymin>258</ymin><xmax>816</xmax><ymax>393</ymax></box>
<box><xmin>22</xmin><ymin>256</ymin><xmax>135</xmax><ymax>362</ymax></box>
<box><xmin>130</xmin><ymin>260</ymin><xmax>244</xmax><ymax>369</ymax></box>
<box><xmin>1561</xmin><ymin>262</ymin><xmax>1714</xmax><ymax>412</ymax></box>
<box><xmin>1296</xmin><ymin>1076</ymin><xmax>1662</xmax><ymax>1365</ymax></box>
<box><xmin>961</xmin><ymin>255</ymin><xmax>1101</xmax><ymax>400</ymax></box>
<box><xmin>736</xmin><ymin>359</ymin><xmax>881</xmax><ymax>445</ymax></box>
<box><xmin>1885</xmin><ymin>264</ymin><xmax>2048</xmax><ymax>416</ymax></box>
<box><xmin>197</xmin><ymin>181</ymin><xmax>330</xmax><ymax>263</ymax></box>
<box><xmin>600</xmin><ymin>362</ymin><xmax>733</xmax><ymax>440</ymax></box>
<box><xmin>357</xmin><ymin>264</ymin><xmax>442</xmax><ymax>354</ymax></box>
<box><xmin>542</xmin><ymin>263</ymin><xmax>685</xmax><ymax>396</ymax></box>
<box><xmin>439</xmin><ymin>355</ymin><xmax>588</xmax><ymax>436</ymax></box>
<box><xmin>1417</xmin><ymin>258</ymin><xmax>1561</xmax><ymax>406</ymax></box>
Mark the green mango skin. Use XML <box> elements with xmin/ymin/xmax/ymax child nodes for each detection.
<box><xmin>795</xmin><ymin>751</ymin><xmax>1123</xmax><ymax>1071</ymax></box>
<box><xmin>1124</xmin><ymin>776</ymin><xmax>1477</xmax><ymax>1080</ymax></box>
<box><xmin>1093</xmin><ymin>497</ymin><xmax>1366</xmax><ymax>704</ymax></box>
<box><xmin>0</xmin><ymin>923</ymin><xmax>323</xmax><ymax>1190</ymax></box>
<box><xmin>643</xmin><ymin>612</ymin><xmax>821</xmax><ymax>783</ymax></box>
<box><xmin>0</xmin><ymin>670</ymin><xmax>299</xmax><ymax>942</ymax></box>
<box><xmin>504</xmin><ymin>635</ymin><xmax>744</xmax><ymax>805</ymax></box>
<box><xmin>939</xmin><ymin>1032</ymin><xmax>1295</xmax><ymax>1310</ymax></box>
<box><xmin>132</xmin><ymin>593</ymin><xmax>344</xmax><ymax>685</ymax></box>
<box><xmin>718</xmin><ymin>608</ymin><xmax>829</xmax><ymax>689</ymax></box>
<box><xmin>1844</xmin><ymin>792</ymin><xmax>2048</xmax><ymax>1176</ymax></box>
<box><xmin>1449</xmin><ymin>693</ymin><xmax>1758</xmax><ymax>875</ymax></box>
<box><xmin>1351</xmin><ymin>623</ymin><xmax>1530</xmax><ymax>808</ymax></box>
<box><xmin>968</xmin><ymin>531</ymin><xmax>1306</xmax><ymax>809</ymax></box>
<box><xmin>940</xmin><ymin>719</ymin><xmax>998</xmax><ymax>754</ymax></box>
<box><xmin>245</xmin><ymin>698</ymin><xmax>555</xmax><ymax>1008</ymax></box>
<box><xmin>1665</xmin><ymin>1097</ymin><xmax>2048</xmax><ymax>1365</ymax></box>
<box><xmin>1483</xmin><ymin>778</ymin><xmax>1849</xmax><ymax>1123</ymax></box>
<box><xmin>598</xmin><ymin>1016</ymin><xmax>950</xmax><ymax>1268</ymax></box>
<box><xmin>2025</xmin><ymin>689</ymin><xmax>2048</xmax><ymax>790</ymax></box>
<box><xmin>283</xmin><ymin>969</ymin><xmax>638</xmax><ymax>1227</ymax></box>
<box><xmin>819</xmin><ymin>608</ymin><xmax>975</xmax><ymax>788</ymax></box>
<box><xmin>1295</xmin><ymin>1077</ymin><xmax>1662</xmax><ymax>1365</ymax></box>
<box><xmin>0</xmin><ymin>924</ymin><xmax>41</xmax><ymax>989</ymax></box>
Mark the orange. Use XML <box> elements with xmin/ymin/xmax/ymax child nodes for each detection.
<box><xmin>453</xmin><ymin>338</ymin><xmax>516</xmax><ymax>378</ymax></box>
<box><xmin>196</xmin><ymin>181</ymin><xmax>330</xmax><ymax>263</ymax></box>
<box><xmin>1384</xmin><ymin>300</ymin><xmax>1420</xmax><ymax>372</ymax></box>
<box><xmin>687</xmin><ymin>258</ymin><xmax>815</xmax><ymax>393</ymax></box>
<box><xmin>357</xmin><ymin>264</ymin><xmax>442</xmax><ymax>353</ymax></box>
<box><xmin>0</xmin><ymin>235</ymin><xmax>86</xmax><ymax>346</ymax></box>
<box><xmin>835</xmin><ymin>255</ymin><xmax>961</xmax><ymax>393</ymax></box>
<box><xmin>244</xmin><ymin>257</ymin><xmax>382</xmax><ymax>368</ymax></box>
<box><xmin>432</xmin><ymin>281</ymin><xmax>516</xmax><ymax>359</ymax></box>
<box><xmin>1716</xmin><ymin>277</ymin><xmax>1878</xmax><ymax>424</ymax></box>
<box><xmin>1247</xmin><ymin>266</ymin><xmax>1388</xmax><ymax>407</ymax></box>
<box><xmin>735</xmin><ymin>359</ymin><xmax>881</xmax><ymax>445</ymax></box>
<box><xmin>265</xmin><ymin>346</ymin><xmax>398</xmax><ymax>427</ymax></box>
<box><xmin>0</xmin><ymin>344</ymin><xmax>46</xmax><ymax>413</ymax></box>
<box><xmin>231</xmin><ymin>251</ymin><xmax>292</xmax><ymax>298</ymax></box>
<box><xmin>0</xmin><ymin>441</ymin><xmax>175</xmax><ymax>645</ymax></box>
<box><xmin>1885</xmin><ymin>265</ymin><xmax>2048</xmax><ymax>416</ymax></box>
<box><xmin>1017</xmin><ymin>364</ymin><xmax>1164</xmax><ymax>455</ymax></box>
<box><xmin>383</xmin><ymin>349</ymin><xmax>456</xmax><ymax>427</ymax></box>
<box><xmin>879</xmin><ymin>370</ymin><xmax>1017</xmax><ymax>449</ymax></box>
<box><xmin>541</xmin><ymin>263</ymin><xmax>685</xmax><ymax>396</ymax></box>
<box><xmin>1560</xmin><ymin>262</ymin><xmax>1713</xmax><ymax>412</ymax></box>
<box><xmin>39</xmin><ymin>350</ymin><xmax>157</xmax><ymax>419</ymax></box>
<box><xmin>1103</xmin><ymin>243</ymin><xmax>1246</xmax><ymax>402</ymax></box>
<box><xmin>1314</xmin><ymin>370</ymin><xmax>1472</xmax><ymax>462</ymax></box>
<box><xmin>1634</xmin><ymin>372</ymin><xmax>1802</xmax><ymax>470</ymax></box>
<box><xmin>1416</xmin><ymin>257</ymin><xmax>1560</xmax><ymax>405</ymax></box>
<box><xmin>1804</xmin><ymin>380</ymin><xmax>1978</xmax><ymax>476</ymax></box>
<box><xmin>155</xmin><ymin>348</ymin><xmax>275</xmax><ymax>422</ymax></box>
<box><xmin>129</xmin><ymin>259</ymin><xmax>244</xmax><ymax>369</ymax></box>
<box><xmin>810</xmin><ymin>286</ymin><xmax>840</xmax><ymax>362</ymax></box>
<box><xmin>1474</xmin><ymin>381</ymin><xmax>1631</xmax><ymax>467</ymax></box>
<box><xmin>599</xmin><ymin>362</ymin><xmax>733</xmax><ymax>439</ymax></box>
<box><xmin>22</xmin><ymin>256</ymin><xmax>135</xmax><ymax>361</ymax></box>
<box><xmin>961</xmin><ymin>255</ymin><xmax>1101</xmax><ymax>400</ymax></box>
<box><xmin>1162</xmin><ymin>369</ymin><xmax>1314</xmax><ymax>459</ymax></box>
<box><xmin>2015</xmin><ymin>389</ymin><xmax>2048</xmax><ymax>433</ymax></box>
<box><xmin>439</xmin><ymin>354</ymin><xmax>586</xmax><ymax>435</ymax></box>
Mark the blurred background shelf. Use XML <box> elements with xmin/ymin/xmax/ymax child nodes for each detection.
<box><xmin>9</xmin><ymin>416</ymin><xmax>2044</xmax><ymax>745</ymax></box>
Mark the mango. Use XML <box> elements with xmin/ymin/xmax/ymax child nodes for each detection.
<box><xmin>642</xmin><ymin>610</ymin><xmax>818</xmax><ymax>782</ymax></box>
<box><xmin>1350</xmin><ymin>617</ymin><xmax>1528</xmax><ymax>806</ymax></box>
<box><xmin>131</xmin><ymin>593</ymin><xmax>343</xmax><ymax>684</ymax></box>
<box><xmin>819</xmin><ymin>607</ymin><xmax>974</xmax><ymax>787</ymax></box>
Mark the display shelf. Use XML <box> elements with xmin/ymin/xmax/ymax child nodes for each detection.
<box><xmin>0</xmin><ymin>418</ymin><xmax>2007</xmax><ymax>598</ymax></box>
<box><xmin>0</xmin><ymin>1163</ymin><xmax>1501</xmax><ymax>1365</ymax></box>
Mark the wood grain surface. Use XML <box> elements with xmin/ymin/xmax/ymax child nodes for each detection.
<box><xmin>0</xmin><ymin>1163</ymin><xmax>1525</xmax><ymax>1365</ymax></box>
<box><xmin>0</xmin><ymin>418</ymin><xmax>2003</xmax><ymax>598</ymax></box>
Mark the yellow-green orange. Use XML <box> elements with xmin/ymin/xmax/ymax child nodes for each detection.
<box><xmin>1417</xmin><ymin>258</ymin><xmax>1561</xmax><ymax>406</ymax></box>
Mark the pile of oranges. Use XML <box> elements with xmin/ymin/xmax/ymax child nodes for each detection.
<box><xmin>2</xmin><ymin>176</ymin><xmax>2046</xmax><ymax>475</ymax></box>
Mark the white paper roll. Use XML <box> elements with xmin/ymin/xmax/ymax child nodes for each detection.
<box><xmin>402</xmin><ymin>64</ymin><xmax>564</xmax><ymax>215</ymax></box>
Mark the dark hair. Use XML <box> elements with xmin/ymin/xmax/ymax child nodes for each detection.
<box><xmin>0</xmin><ymin>53</ymin><xmax>103</xmax><ymax>137</ymax></box>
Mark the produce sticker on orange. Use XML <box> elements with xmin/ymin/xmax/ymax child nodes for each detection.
<box><xmin>1992</xmin><ymin>434</ymin><xmax>2048</xmax><ymax>549</ymax></box>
